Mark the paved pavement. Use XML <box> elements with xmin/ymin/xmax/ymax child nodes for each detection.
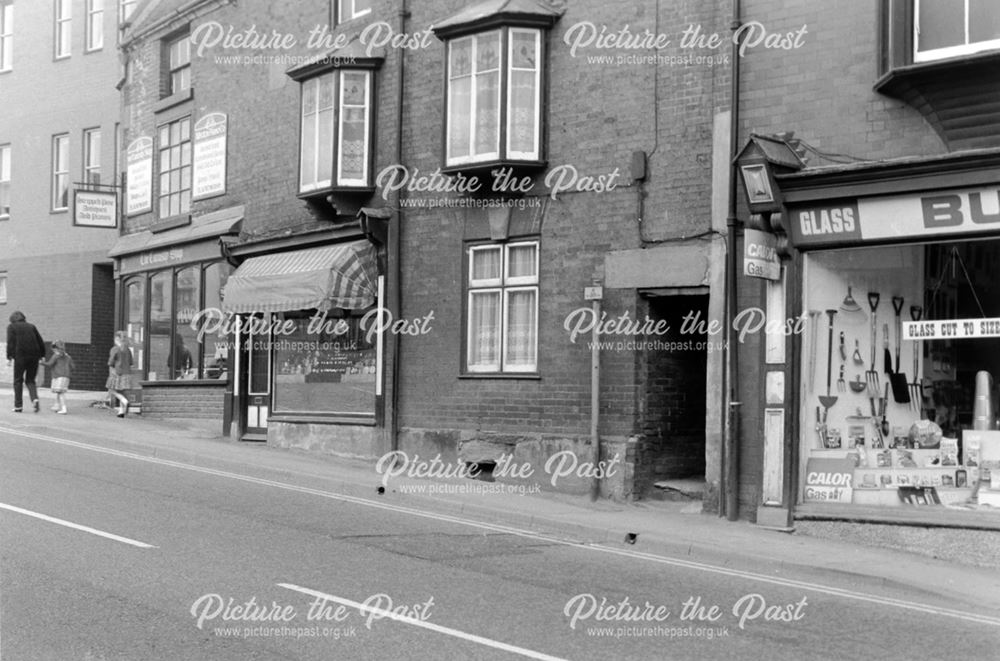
<box><xmin>3</xmin><ymin>388</ymin><xmax>1000</xmax><ymax>615</ymax></box>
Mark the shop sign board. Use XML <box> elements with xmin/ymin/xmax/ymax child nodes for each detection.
<box><xmin>903</xmin><ymin>317</ymin><xmax>1000</xmax><ymax>340</ymax></box>
<box><xmin>126</xmin><ymin>137</ymin><xmax>153</xmax><ymax>216</ymax></box>
<box><xmin>192</xmin><ymin>113</ymin><xmax>227</xmax><ymax>200</ymax></box>
<box><xmin>803</xmin><ymin>457</ymin><xmax>854</xmax><ymax>503</ymax></box>
<box><xmin>788</xmin><ymin>185</ymin><xmax>1000</xmax><ymax>248</ymax></box>
<box><xmin>73</xmin><ymin>190</ymin><xmax>117</xmax><ymax>228</ymax></box>
<box><xmin>744</xmin><ymin>229</ymin><xmax>781</xmax><ymax>281</ymax></box>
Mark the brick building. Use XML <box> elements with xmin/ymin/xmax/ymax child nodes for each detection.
<box><xmin>731</xmin><ymin>0</ymin><xmax>1000</xmax><ymax>526</ymax></box>
<box><xmin>0</xmin><ymin>0</ymin><xmax>123</xmax><ymax>390</ymax></box>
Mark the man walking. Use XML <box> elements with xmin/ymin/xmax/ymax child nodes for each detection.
<box><xmin>6</xmin><ymin>311</ymin><xmax>46</xmax><ymax>413</ymax></box>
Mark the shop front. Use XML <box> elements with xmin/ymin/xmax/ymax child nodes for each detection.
<box><xmin>220</xmin><ymin>235</ymin><xmax>385</xmax><ymax>456</ymax></box>
<box><xmin>774</xmin><ymin>150</ymin><xmax>1000</xmax><ymax>524</ymax></box>
<box><xmin>108</xmin><ymin>206</ymin><xmax>242</xmax><ymax>418</ymax></box>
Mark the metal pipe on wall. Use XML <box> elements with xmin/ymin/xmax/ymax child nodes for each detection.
<box><xmin>590</xmin><ymin>293</ymin><xmax>601</xmax><ymax>501</ymax></box>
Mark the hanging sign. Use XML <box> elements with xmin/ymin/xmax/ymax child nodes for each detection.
<box><xmin>744</xmin><ymin>228</ymin><xmax>781</xmax><ymax>281</ymax></box>
<box><xmin>803</xmin><ymin>457</ymin><xmax>854</xmax><ymax>503</ymax></box>
<box><xmin>73</xmin><ymin>190</ymin><xmax>117</xmax><ymax>227</ymax></box>
<box><xmin>126</xmin><ymin>137</ymin><xmax>153</xmax><ymax>215</ymax></box>
<box><xmin>904</xmin><ymin>318</ymin><xmax>1000</xmax><ymax>340</ymax></box>
<box><xmin>192</xmin><ymin>113</ymin><xmax>228</xmax><ymax>200</ymax></box>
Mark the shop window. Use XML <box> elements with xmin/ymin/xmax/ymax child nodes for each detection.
<box><xmin>172</xmin><ymin>266</ymin><xmax>200</xmax><ymax>379</ymax></box>
<box><xmin>0</xmin><ymin>143</ymin><xmax>9</xmax><ymax>218</ymax></box>
<box><xmin>444</xmin><ymin>28</ymin><xmax>542</xmax><ymax>169</ymax></box>
<box><xmin>297</xmin><ymin>69</ymin><xmax>373</xmax><ymax>193</ymax></box>
<box><xmin>157</xmin><ymin>117</ymin><xmax>191</xmax><ymax>218</ymax></box>
<box><xmin>200</xmin><ymin>262</ymin><xmax>230</xmax><ymax>379</ymax></box>
<box><xmin>0</xmin><ymin>1</ymin><xmax>12</xmax><ymax>72</ymax></box>
<box><xmin>337</xmin><ymin>0</ymin><xmax>371</xmax><ymax>23</ymax></box>
<box><xmin>54</xmin><ymin>0</ymin><xmax>70</xmax><ymax>59</ymax></box>
<box><xmin>83</xmin><ymin>128</ymin><xmax>101</xmax><ymax>185</ymax></box>
<box><xmin>51</xmin><ymin>133</ymin><xmax>69</xmax><ymax>211</ymax></box>
<box><xmin>466</xmin><ymin>240</ymin><xmax>538</xmax><ymax>374</ymax></box>
<box><xmin>148</xmin><ymin>270</ymin><xmax>172</xmax><ymax>381</ymax></box>
<box><xmin>166</xmin><ymin>33</ymin><xmax>190</xmax><ymax>96</ymax></box>
<box><xmin>272</xmin><ymin>310</ymin><xmax>377</xmax><ymax>416</ymax></box>
<box><xmin>124</xmin><ymin>277</ymin><xmax>144</xmax><ymax>377</ymax></box>
<box><xmin>86</xmin><ymin>0</ymin><xmax>103</xmax><ymax>52</ymax></box>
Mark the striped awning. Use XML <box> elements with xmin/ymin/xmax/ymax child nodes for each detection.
<box><xmin>222</xmin><ymin>240</ymin><xmax>378</xmax><ymax>313</ymax></box>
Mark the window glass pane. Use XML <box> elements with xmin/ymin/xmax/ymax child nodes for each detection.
<box><xmin>302</xmin><ymin>78</ymin><xmax>316</xmax><ymax>114</ymax></box>
<box><xmin>273</xmin><ymin>312</ymin><xmax>377</xmax><ymax>414</ymax></box>
<box><xmin>201</xmin><ymin>263</ymin><xmax>231</xmax><ymax>379</ymax></box>
<box><xmin>148</xmin><ymin>271</ymin><xmax>172</xmax><ymax>381</ymax></box>
<box><xmin>505</xmin><ymin>289</ymin><xmax>537</xmax><ymax>368</ymax></box>
<box><xmin>180</xmin><ymin>141</ymin><xmax>191</xmax><ymax>166</ymax></box>
<box><xmin>469</xmin><ymin>291</ymin><xmax>501</xmax><ymax>369</ymax></box>
<box><xmin>339</xmin><ymin>72</ymin><xmax>368</xmax><ymax>183</ymax></box>
<box><xmin>317</xmin><ymin>107</ymin><xmax>334</xmax><ymax>184</ymax></box>
<box><xmin>511</xmin><ymin>30</ymin><xmax>537</xmax><ymax>69</ymax></box>
<box><xmin>970</xmin><ymin>0</ymin><xmax>1000</xmax><ymax>44</ymax></box>
<box><xmin>319</xmin><ymin>73</ymin><xmax>334</xmax><ymax>109</ymax></box>
<box><xmin>471</xmin><ymin>247</ymin><xmax>502</xmax><ymax>281</ymax></box>
<box><xmin>159</xmin><ymin>125</ymin><xmax>169</xmax><ymax>144</ymax></box>
<box><xmin>508</xmin><ymin>70</ymin><xmax>536</xmax><ymax>155</ymax></box>
<box><xmin>301</xmin><ymin>111</ymin><xmax>317</xmax><ymax>187</ymax></box>
<box><xmin>506</xmin><ymin>244</ymin><xmax>537</xmax><ymax>279</ymax></box>
<box><xmin>125</xmin><ymin>279</ymin><xmax>145</xmax><ymax>377</ymax></box>
<box><xmin>450</xmin><ymin>38</ymin><xmax>472</xmax><ymax>77</ymax></box>
<box><xmin>248</xmin><ymin>314</ymin><xmax>270</xmax><ymax>394</ymax></box>
<box><xmin>171</xmin><ymin>267</ymin><xmax>200</xmax><ymax>379</ymax></box>
<box><xmin>917</xmin><ymin>0</ymin><xmax>964</xmax><ymax>52</ymax></box>
<box><xmin>0</xmin><ymin>145</ymin><xmax>9</xmax><ymax>216</ymax></box>
<box><xmin>473</xmin><ymin>32</ymin><xmax>501</xmax><ymax>158</ymax></box>
<box><xmin>448</xmin><ymin>77</ymin><xmax>472</xmax><ymax>160</ymax></box>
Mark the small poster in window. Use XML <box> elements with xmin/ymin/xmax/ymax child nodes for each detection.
<box><xmin>940</xmin><ymin>438</ymin><xmax>958</xmax><ymax>466</ymax></box>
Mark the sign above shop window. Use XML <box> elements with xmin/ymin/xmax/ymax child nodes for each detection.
<box><xmin>787</xmin><ymin>185</ymin><xmax>1000</xmax><ymax>249</ymax></box>
<box><xmin>743</xmin><ymin>228</ymin><xmax>781</xmax><ymax>281</ymax></box>
<box><xmin>904</xmin><ymin>317</ymin><xmax>1000</xmax><ymax>341</ymax></box>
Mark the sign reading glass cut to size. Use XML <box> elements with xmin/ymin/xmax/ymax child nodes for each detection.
<box><xmin>903</xmin><ymin>318</ymin><xmax>1000</xmax><ymax>341</ymax></box>
<box><xmin>192</xmin><ymin>113</ymin><xmax>227</xmax><ymax>200</ymax></box>
<box><xmin>744</xmin><ymin>228</ymin><xmax>781</xmax><ymax>281</ymax></box>
<box><xmin>126</xmin><ymin>137</ymin><xmax>153</xmax><ymax>215</ymax></box>
<box><xmin>73</xmin><ymin>190</ymin><xmax>117</xmax><ymax>227</ymax></box>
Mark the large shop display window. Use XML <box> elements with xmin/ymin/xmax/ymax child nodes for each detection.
<box><xmin>801</xmin><ymin>241</ymin><xmax>1000</xmax><ymax>511</ymax></box>
<box><xmin>272</xmin><ymin>309</ymin><xmax>377</xmax><ymax>417</ymax></box>
<box><xmin>124</xmin><ymin>261</ymin><xmax>231</xmax><ymax>381</ymax></box>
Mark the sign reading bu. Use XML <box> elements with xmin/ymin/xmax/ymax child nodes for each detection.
<box><xmin>744</xmin><ymin>228</ymin><xmax>781</xmax><ymax>281</ymax></box>
<box><xmin>787</xmin><ymin>186</ymin><xmax>1000</xmax><ymax>248</ymax></box>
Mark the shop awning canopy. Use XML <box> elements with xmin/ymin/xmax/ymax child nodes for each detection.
<box><xmin>222</xmin><ymin>240</ymin><xmax>378</xmax><ymax>313</ymax></box>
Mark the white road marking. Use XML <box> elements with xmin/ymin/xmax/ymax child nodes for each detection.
<box><xmin>0</xmin><ymin>502</ymin><xmax>156</xmax><ymax>549</ymax></box>
<box><xmin>278</xmin><ymin>582</ymin><xmax>568</xmax><ymax>661</ymax></box>
<box><xmin>3</xmin><ymin>426</ymin><xmax>1000</xmax><ymax>628</ymax></box>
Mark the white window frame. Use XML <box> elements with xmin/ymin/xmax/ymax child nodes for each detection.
<box><xmin>119</xmin><ymin>0</ymin><xmax>136</xmax><ymax>24</ymax></box>
<box><xmin>446</xmin><ymin>31</ymin><xmax>502</xmax><ymax>166</ymax></box>
<box><xmin>914</xmin><ymin>0</ymin><xmax>1000</xmax><ymax>62</ymax></box>
<box><xmin>338</xmin><ymin>0</ymin><xmax>371</xmax><ymax>23</ymax></box>
<box><xmin>55</xmin><ymin>0</ymin><xmax>71</xmax><ymax>59</ymax></box>
<box><xmin>167</xmin><ymin>34</ymin><xmax>190</xmax><ymax>95</ymax></box>
<box><xmin>86</xmin><ymin>0</ymin><xmax>103</xmax><ymax>51</ymax></box>
<box><xmin>0</xmin><ymin>143</ymin><xmax>9</xmax><ymax>219</ymax></box>
<box><xmin>83</xmin><ymin>127</ymin><xmax>101</xmax><ymax>185</ymax></box>
<box><xmin>505</xmin><ymin>28</ymin><xmax>541</xmax><ymax>161</ymax></box>
<box><xmin>157</xmin><ymin>117</ymin><xmax>191</xmax><ymax>218</ymax></box>
<box><xmin>52</xmin><ymin>134</ymin><xmax>69</xmax><ymax>211</ymax></box>
<box><xmin>299</xmin><ymin>69</ymin><xmax>372</xmax><ymax>193</ymax></box>
<box><xmin>0</xmin><ymin>1</ymin><xmax>12</xmax><ymax>72</ymax></box>
<box><xmin>466</xmin><ymin>241</ymin><xmax>539</xmax><ymax>373</ymax></box>
<box><xmin>0</xmin><ymin>272</ymin><xmax>7</xmax><ymax>304</ymax></box>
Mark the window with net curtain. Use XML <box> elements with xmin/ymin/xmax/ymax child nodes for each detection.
<box><xmin>467</xmin><ymin>241</ymin><xmax>538</xmax><ymax>373</ymax></box>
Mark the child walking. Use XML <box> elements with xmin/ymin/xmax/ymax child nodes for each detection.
<box><xmin>40</xmin><ymin>340</ymin><xmax>74</xmax><ymax>414</ymax></box>
<box><xmin>107</xmin><ymin>331</ymin><xmax>133</xmax><ymax>418</ymax></box>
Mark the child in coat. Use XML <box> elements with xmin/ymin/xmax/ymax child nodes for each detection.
<box><xmin>40</xmin><ymin>340</ymin><xmax>74</xmax><ymax>414</ymax></box>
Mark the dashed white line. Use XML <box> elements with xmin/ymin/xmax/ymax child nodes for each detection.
<box><xmin>0</xmin><ymin>502</ymin><xmax>156</xmax><ymax>549</ymax></box>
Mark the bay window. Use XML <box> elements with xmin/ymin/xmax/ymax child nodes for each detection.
<box><xmin>467</xmin><ymin>240</ymin><xmax>538</xmax><ymax>373</ymax></box>
<box><xmin>915</xmin><ymin>0</ymin><xmax>1000</xmax><ymax>62</ymax></box>
<box><xmin>445</xmin><ymin>27</ymin><xmax>542</xmax><ymax>168</ymax></box>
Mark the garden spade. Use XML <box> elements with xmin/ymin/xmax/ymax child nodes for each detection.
<box><xmin>909</xmin><ymin>306</ymin><xmax>923</xmax><ymax>411</ymax></box>
<box><xmin>819</xmin><ymin>309</ymin><xmax>839</xmax><ymax>414</ymax></box>
<box><xmin>889</xmin><ymin>296</ymin><xmax>910</xmax><ymax>404</ymax></box>
<box><xmin>866</xmin><ymin>292</ymin><xmax>880</xmax><ymax>394</ymax></box>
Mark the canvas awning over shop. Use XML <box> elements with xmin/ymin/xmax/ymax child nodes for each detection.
<box><xmin>222</xmin><ymin>240</ymin><xmax>378</xmax><ymax>313</ymax></box>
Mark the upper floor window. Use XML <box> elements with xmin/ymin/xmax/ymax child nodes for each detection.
<box><xmin>84</xmin><ymin>128</ymin><xmax>101</xmax><ymax>185</ymax></box>
<box><xmin>0</xmin><ymin>144</ymin><xmax>9</xmax><ymax>219</ymax></box>
<box><xmin>915</xmin><ymin>0</ymin><xmax>1000</xmax><ymax>61</ymax></box>
<box><xmin>466</xmin><ymin>240</ymin><xmax>539</xmax><ymax>374</ymax></box>
<box><xmin>52</xmin><ymin>134</ymin><xmax>69</xmax><ymax>211</ymax></box>
<box><xmin>86</xmin><ymin>0</ymin><xmax>103</xmax><ymax>51</ymax></box>
<box><xmin>119</xmin><ymin>0</ymin><xmax>136</xmax><ymax>24</ymax></box>
<box><xmin>338</xmin><ymin>0</ymin><xmax>371</xmax><ymax>23</ymax></box>
<box><xmin>54</xmin><ymin>0</ymin><xmax>71</xmax><ymax>59</ymax></box>
<box><xmin>0</xmin><ymin>1</ymin><xmax>12</xmax><ymax>72</ymax></box>
<box><xmin>298</xmin><ymin>69</ymin><xmax>372</xmax><ymax>192</ymax></box>
<box><xmin>167</xmin><ymin>34</ymin><xmax>190</xmax><ymax>95</ymax></box>
<box><xmin>157</xmin><ymin>117</ymin><xmax>191</xmax><ymax>218</ymax></box>
<box><xmin>0</xmin><ymin>272</ymin><xmax>7</xmax><ymax>304</ymax></box>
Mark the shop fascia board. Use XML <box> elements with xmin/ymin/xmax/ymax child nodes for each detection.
<box><xmin>776</xmin><ymin>148</ymin><xmax>1000</xmax><ymax>204</ymax></box>
<box><xmin>225</xmin><ymin>223</ymin><xmax>366</xmax><ymax>259</ymax></box>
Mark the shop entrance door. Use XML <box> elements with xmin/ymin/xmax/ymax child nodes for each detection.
<box><xmin>243</xmin><ymin>314</ymin><xmax>271</xmax><ymax>439</ymax></box>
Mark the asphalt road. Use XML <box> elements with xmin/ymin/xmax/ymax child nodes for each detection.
<box><xmin>2</xmin><ymin>429</ymin><xmax>999</xmax><ymax>660</ymax></box>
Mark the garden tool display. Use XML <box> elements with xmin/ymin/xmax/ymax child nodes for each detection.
<box><xmin>815</xmin><ymin>406</ymin><xmax>826</xmax><ymax>447</ymax></box>
<box><xmin>819</xmin><ymin>309</ymin><xmax>839</xmax><ymax>415</ymax></box>
<box><xmin>909</xmin><ymin>306</ymin><xmax>923</xmax><ymax>410</ymax></box>
<box><xmin>808</xmin><ymin>310</ymin><xmax>821</xmax><ymax>392</ymax></box>
<box><xmin>869</xmin><ymin>396</ymin><xmax>884</xmax><ymax>447</ymax></box>
<box><xmin>880</xmin><ymin>382</ymin><xmax>890</xmax><ymax>437</ymax></box>
<box><xmin>866</xmin><ymin>292</ymin><xmax>880</xmax><ymax>394</ymax></box>
<box><xmin>849</xmin><ymin>375</ymin><xmax>867</xmax><ymax>392</ymax></box>
<box><xmin>839</xmin><ymin>332</ymin><xmax>847</xmax><ymax>361</ymax></box>
<box><xmin>852</xmin><ymin>339</ymin><xmax>864</xmax><ymax>365</ymax></box>
<box><xmin>840</xmin><ymin>286</ymin><xmax>861</xmax><ymax>313</ymax></box>
<box><xmin>889</xmin><ymin>296</ymin><xmax>911</xmax><ymax>404</ymax></box>
<box><xmin>837</xmin><ymin>365</ymin><xmax>846</xmax><ymax>392</ymax></box>
<box><xmin>883</xmin><ymin>323</ymin><xmax>892</xmax><ymax>375</ymax></box>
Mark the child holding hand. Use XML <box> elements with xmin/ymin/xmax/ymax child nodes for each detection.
<box><xmin>41</xmin><ymin>340</ymin><xmax>74</xmax><ymax>414</ymax></box>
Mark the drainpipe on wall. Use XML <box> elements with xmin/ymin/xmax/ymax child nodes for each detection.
<box><xmin>723</xmin><ymin>0</ymin><xmax>743</xmax><ymax>521</ymax></box>
<box><xmin>590</xmin><ymin>282</ymin><xmax>602</xmax><ymax>501</ymax></box>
